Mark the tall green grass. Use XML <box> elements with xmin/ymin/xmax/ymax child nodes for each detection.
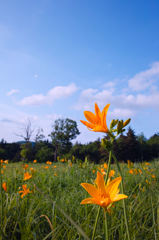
<box><xmin>0</xmin><ymin>160</ymin><xmax>158</xmax><ymax>239</ymax></box>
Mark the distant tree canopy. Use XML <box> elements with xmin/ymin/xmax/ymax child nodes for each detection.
<box><xmin>49</xmin><ymin>118</ymin><xmax>80</xmax><ymax>160</ymax></box>
<box><xmin>0</xmin><ymin>121</ymin><xmax>159</xmax><ymax>163</ymax></box>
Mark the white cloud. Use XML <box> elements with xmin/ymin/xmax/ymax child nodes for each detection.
<box><xmin>0</xmin><ymin>103</ymin><xmax>61</xmax><ymax>142</ymax></box>
<box><xmin>110</xmin><ymin>108</ymin><xmax>134</xmax><ymax>118</ymax></box>
<box><xmin>103</xmin><ymin>81</ymin><xmax>116</xmax><ymax>88</ymax></box>
<box><xmin>75</xmin><ymin>85</ymin><xmax>159</xmax><ymax>119</ymax></box>
<box><xmin>34</xmin><ymin>74</ymin><xmax>38</xmax><ymax>78</ymax></box>
<box><xmin>128</xmin><ymin>62</ymin><xmax>159</xmax><ymax>91</ymax></box>
<box><xmin>6</xmin><ymin>89</ymin><xmax>19</xmax><ymax>96</ymax></box>
<box><xmin>19</xmin><ymin>83</ymin><xmax>77</xmax><ymax>106</ymax></box>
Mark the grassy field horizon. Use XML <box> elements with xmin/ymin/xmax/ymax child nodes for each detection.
<box><xmin>0</xmin><ymin>158</ymin><xmax>158</xmax><ymax>239</ymax></box>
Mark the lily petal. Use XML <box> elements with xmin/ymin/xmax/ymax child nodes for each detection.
<box><xmin>84</xmin><ymin>111</ymin><xmax>98</xmax><ymax>124</ymax></box>
<box><xmin>81</xmin><ymin>183</ymin><xmax>98</xmax><ymax>198</ymax></box>
<box><xmin>96</xmin><ymin>171</ymin><xmax>106</xmax><ymax>195</ymax></box>
<box><xmin>80</xmin><ymin>197</ymin><xmax>98</xmax><ymax>205</ymax></box>
<box><xmin>106</xmin><ymin>177</ymin><xmax>122</xmax><ymax>198</ymax></box>
<box><xmin>80</xmin><ymin>120</ymin><xmax>94</xmax><ymax>129</ymax></box>
<box><xmin>112</xmin><ymin>194</ymin><xmax>128</xmax><ymax>202</ymax></box>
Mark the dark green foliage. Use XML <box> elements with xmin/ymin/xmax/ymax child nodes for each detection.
<box><xmin>0</xmin><ymin>139</ymin><xmax>20</xmax><ymax>161</ymax></box>
<box><xmin>69</xmin><ymin>139</ymin><xmax>102</xmax><ymax>163</ymax></box>
<box><xmin>49</xmin><ymin>118</ymin><xmax>80</xmax><ymax>160</ymax></box>
<box><xmin>0</xmin><ymin>126</ymin><xmax>159</xmax><ymax>163</ymax></box>
<box><xmin>35</xmin><ymin>143</ymin><xmax>53</xmax><ymax>163</ymax></box>
<box><xmin>20</xmin><ymin>142</ymin><xmax>34</xmax><ymax>162</ymax></box>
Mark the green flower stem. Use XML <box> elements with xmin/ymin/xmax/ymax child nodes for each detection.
<box><xmin>91</xmin><ymin>206</ymin><xmax>101</xmax><ymax>240</ymax></box>
<box><xmin>104</xmin><ymin>210</ymin><xmax>108</xmax><ymax>240</ymax></box>
<box><xmin>91</xmin><ymin>150</ymin><xmax>112</xmax><ymax>240</ymax></box>
<box><xmin>105</xmin><ymin>150</ymin><xmax>112</xmax><ymax>183</ymax></box>
<box><xmin>112</xmin><ymin>152</ymin><xmax>130</xmax><ymax>240</ymax></box>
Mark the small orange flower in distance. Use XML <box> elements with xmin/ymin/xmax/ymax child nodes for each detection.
<box><xmin>2</xmin><ymin>182</ymin><xmax>7</xmax><ymax>192</ymax></box>
<box><xmin>33</xmin><ymin>160</ymin><xmax>37</xmax><ymax>163</ymax></box>
<box><xmin>151</xmin><ymin>174</ymin><xmax>156</xmax><ymax>179</ymax></box>
<box><xmin>23</xmin><ymin>172</ymin><xmax>32</xmax><ymax>181</ymax></box>
<box><xmin>100</xmin><ymin>168</ymin><xmax>106</xmax><ymax>175</ymax></box>
<box><xmin>19</xmin><ymin>184</ymin><xmax>31</xmax><ymax>198</ymax></box>
<box><xmin>46</xmin><ymin>161</ymin><xmax>52</xmax><ymax>165</ymax></box>
<box><xmin>53</xmin><ymin>165</ymin><xmax>57</xmax><ymax>168</ymax></box>
<box><xmin>23</xmin><ymin>164</ymin><xmax>29</xmax><ymax>170</ymax></box>
<box><xmin>44</xmin><ymin>166</ymin><xmax>49</xmax><ymax>169</ymax></box>
<box><xmin>4</xmin><ymin>160</ymin><xmax>8</xmax><ymax>164</ymax></box>
<box><xmin>129</xmin><ymin>169</ymin><xmax>134</xmax><ymax>175</ymax></box>
<box><xmin>80</xmin><ymin>103</ymin><xmax>110</xmax><ymax>133</ymax></box>
<box><xmin>80</xmin><ymin>171</ymin><xmax>128</xmax><ymax>210</ymax></box>
<box><xmin>138</xmin><ymin>169</ymin><xmax>142</xmax><ymax>174</ymax></box>
<box><xmin>104</xmin><ymin>163</ymin><xmax>108</xmax><ymax>169</ymax></box>
<box><xmin>109</xmin><ymin>170</ymin><xmax>115</xmax><ymax>178</ymax></box>
<box><xmin>145</xmin><ymin>162</ymin><xmax>150</xmax><ymax>166</ymax></box>
<box><xmin>92</xmin><ymin>169</ymin><xmax>96</xmax><ymax>174</ymax></box>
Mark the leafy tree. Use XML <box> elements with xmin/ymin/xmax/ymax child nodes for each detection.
<box><xmin>137</xmin><ymin>133</ymin><xmax>149</xmax><ymax>161</ymax></box>
<box><xmin>124</xmin><ymin>127</ymin><xmax>140</xmax><ymax>162</ymax></box>
<box><xmin>20</xmin><ymin>142</ymin><xmax>33</xmax><ymax>162</ymax></box>
<box><xmin>49</xmin><ymin>118</ymin><xmax>80</xmax><ymax>160</ymax></box>
<box><xmin>35</xmin><ymin>145</ymin><xmax>53</xmax><ymax>163</ymax></box>
<box><xmin>147</xmin><ymin>133</ymin><xmax>159</xmax><ymax>159</ymax></box>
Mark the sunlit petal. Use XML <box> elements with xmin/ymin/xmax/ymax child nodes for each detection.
<box><xmin>80</xmin><ymin>198</ymin><xmax>98</xmax><ymax>205</ymax></box>
<box><xmin>81</xmin><ymin>183</ymin><xmax>99</xmax><ymax>198</ymax></box>
<box><xmin>80</xmin><ymin>120</ymin><xmax>94</xmax><ymax>129</ymax></box>
<box><xmin>84</xmin><ymin>111</ymin><xmax>98</xmax><ymax>124</ymax></box>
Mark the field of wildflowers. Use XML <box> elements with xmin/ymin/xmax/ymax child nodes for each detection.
<box><xmin>0</xmin><ymin>103</ymin><xmax>159</xmax><ymax>239</ymax></box>
<box><xmin>0</xmin><ymin>159</ymin><xmax>158</xmax><ymax>239</ymax></box>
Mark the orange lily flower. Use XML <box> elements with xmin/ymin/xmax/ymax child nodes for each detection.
<box><xmin>2</xmin><ymin>182</ymin><xmax>7</xmax><ymax>192</ymax></box>
<box><xmin>80</xmin><ymin>171</ymin><xmax>128</xmax><ymax>210</ymax></box>
<box><xmin>19</xmin><ymin>184</ymin><xmax>31</xmax><ymax>198</ymax></box>
<box><xmin>109</xmin><ymin>170</ymin><xmax>115</xmax><ymax>178</ymax></box>
<box><xmin>23</xmin><ymin>164</ymin><xmax>29</xmax><ymax>170</ymax></box>
<box><xmin>80</xmin><ymin>103</ymin><xmax>110</xmax><ymax>133</ymax></box>
<box><xmin>23</xmin><ymin>172</ymin><xmax>32</xmax><ymax>181</ymax></box>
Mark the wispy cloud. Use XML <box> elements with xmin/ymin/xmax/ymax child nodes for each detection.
<box><xmin>19</xmin><ymin>83</ymin><xmax>78</xmax><ymax>106</ymax></box>
<box><xmin>0</xmin><ymin>103</ymin><xmax>61</xmax><ymax>142</ymax></box>
<box><xmin>75</xmin><ymin>71</ymin><xmax>159</xmax><ymax>119</ymax></box>
<box><xmin>6</xmin><ymin>89</ymin><xmax>19</xmax><ymax>96</ymax></box>
<box><xmin>128</xmin><ymin>62</ymin><xmax>159</xmax><ymax>91</ymax></box>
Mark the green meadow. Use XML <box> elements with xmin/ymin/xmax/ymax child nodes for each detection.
<box><xmin>0</xmin><ymin>160</ymin><xmax>159</xmax><ymax>240</ymax></box>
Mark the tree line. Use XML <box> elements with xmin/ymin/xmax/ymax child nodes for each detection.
<box><xmin>0</xmin><ymin>118</ymin><xmax>159</xmax><ymax>163</ymax></box>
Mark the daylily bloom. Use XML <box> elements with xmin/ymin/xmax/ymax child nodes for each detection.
<box><xmin>104</xmin><ymin>163</ymin><xmax>108</xmax><ymax>169</ymax></box>
<box><xmin>129</xmin><ymin>169</ymin><xmax>134</xmax><ymax>175</ymax></box>
<box><xmin>80</xmin><ymin>103</ymin><xmax>110</xmax><ymax>133</ymax></box>
<box><xmin>19</xmin><ymin>184</ymin><xmax>31</xmax><ymax>198</ymax></box>
<box><xmin>2</xmin><ymin>182</ymin><xmax>7</xmax><ymax>192</ymax></box>
<box><xmin>23</xmin><ymin>164</ymin><xmax>29</xmax><ymax>170</ymax></box>
<box><xmin>46</xmin><ymin>161</ymin><xmax>52</xmax><ymax>165</ymax></box>
<box><xmin>80</xmin><ymin>171</ymin><xmax>128</xmax><ymax>210</ymax></box>
<box><xmin>23</xmin><ymin>172</ymin><xmax>32</xmax><ymax>181</ymax></box>
<box><xmin>109</xmin><ymin>170</ymin><xmax>115</xmax><ymax>178</ymax></box>
<box><xmin>33</xmin><ymin>160</ymin><xmax>37</xmax><ymax>163</ymax></box>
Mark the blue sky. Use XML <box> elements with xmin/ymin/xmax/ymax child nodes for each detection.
<box><xmin>0</xmin><ymin>0</ymin><xmax>159</xmax><ymax>143</ymax></box>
